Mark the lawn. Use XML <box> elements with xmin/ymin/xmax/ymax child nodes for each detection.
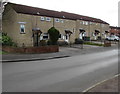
<box><xmin>0</xmin><ymin>50</ymin><xmax>8</xmax><ymax>54</ymax></box>
<box><xmin>84</xmin><ymin>42</ymin><xmax>104</xmax><ymax>46</ymax></box>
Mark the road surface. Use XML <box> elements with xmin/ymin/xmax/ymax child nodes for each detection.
<box><xmin>2</xmin><ymin>49</ymin><xmax>118</xmax><ymax>92</ymax></box>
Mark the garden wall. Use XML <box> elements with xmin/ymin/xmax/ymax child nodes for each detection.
<box><xmin>2</xmin><ymin>45</ymin><xmax>59</xmax><ymax>53</ymax></box>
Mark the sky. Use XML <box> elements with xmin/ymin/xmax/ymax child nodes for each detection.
<box><xmin>8</xmin><ymin>0</ymin><xmax>120</xmax><ymax>26</ymax></box>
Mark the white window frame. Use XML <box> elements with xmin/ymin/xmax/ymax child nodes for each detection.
<box><xmin>46</xmin><ymin>17</ymin><xmax>51</xmax><ymax>21</ymax></box>
<box><xmin>83</xmin><ymin>21</ymin><xmax>86</xmax><ymax>25</ymax></box>
<box><xmin>41</xmin><ymin>17</ymin><xmax>45</xmax><ymax>21</ymax></box>
<box><xmin>43</xmin><ymin>33</ymin><xmax>49</xmax><ymax>40</ymax></box>
<box><xmin>60</xmin><ymin>19</ymin><xmax>64</xmax><ymax>23</ymax></box>
<box><xmin>80</xmin><ymin>21</ymin><xmax>83</xmax><ymax>24</ymax></box>
<box><xmin>59</xmin><ymin>34</ymin><xmax>64</xmax><ymax>39</ymax></box>
<box><xmin>90</xmin><ymin>22</ymin><xmax>93</xmax><ymax>25</ymax></box>
<box><xmin>20</xmin><ymin>24</ymin><xmax>25</xmax><ymax>34</ymax></box>
<box><xmin>55</xmin><ymin>18</ymin><xmax>60</xmax><ymax>22</ymax></box>
<box><xmin>85</xmin><ymin>21</ymin><xmax>88</xmax><ymax>25</ymax></box>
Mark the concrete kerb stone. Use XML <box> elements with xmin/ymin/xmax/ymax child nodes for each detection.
<box><xmin>2</xmin><ymin>55</ymin><xmax>70</xmax><ymax>63</ymax></box>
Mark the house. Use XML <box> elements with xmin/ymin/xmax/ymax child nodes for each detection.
<box><xmin>109</xmin><ymin>26</ymin><xmax>120</xmax><ymax>37</ymax></box>
<box><xmin>2</xmin><ymin>2</ymin><xmax>110</xmax><ymax>47</ymax></box>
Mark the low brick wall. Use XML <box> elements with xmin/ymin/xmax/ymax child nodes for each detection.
<box><xmin>104</xmin><ymin>41</ymin><xmax>111</xmax><ymax>47</ymax></box>
<box><xmin>2</xmin><ymin>45</ymin><xmax>59</xmax><ymax>53</ymax></box>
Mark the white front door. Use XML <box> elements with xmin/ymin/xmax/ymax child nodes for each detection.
<box><xmin>65</xmin><ymin>34</ymin><xmax>69</xmax><ymax>43</ymax></box>
<box><xmin>79</xmin><ymin>33</ymin><xmax>83</xmax><ymax>39</ymax></box>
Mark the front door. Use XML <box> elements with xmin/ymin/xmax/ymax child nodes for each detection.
<box><xmin>65</xmin><ymin>34</ymin><xmax>69</xmax><ymax>43</ymax></box>
<box><xmin>33</xmin><ymin>33</ymin><xmax>39</xmax><ymax>46</ymax></box>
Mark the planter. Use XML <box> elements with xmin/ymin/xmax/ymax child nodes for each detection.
<box><xmin>2</xmin><ymin>45</ymin><xmax>59</xmax><ymax>53</ymax></box>
<box><xmin>104</xmin><ymin>41</ymin><xmax>111</xmax><ymax>47</ymax></box>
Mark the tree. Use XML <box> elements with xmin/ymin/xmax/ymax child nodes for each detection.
<box><xmin>48</xmin><ymin>27</ymin><xmax>60</xmax><ymax>45</ymax></box>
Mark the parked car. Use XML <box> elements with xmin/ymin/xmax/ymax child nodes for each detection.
<box><xmin>106</xmin><ymin>35</ymin><xmax>120</xmax><ymax>41</ymax></box>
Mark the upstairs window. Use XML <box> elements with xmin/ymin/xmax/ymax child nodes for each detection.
<box><xmin>41</xmin><ymin>17</ymin><xmax>45</xmax><ymax>21</ymax></box>
<box><xmin>46</xmin><ymin>17</ymin><xmax>51</xmax><ymax>21</ymax></box>
<box><xmin>80</xmin><ymin>21</ymin><xmax>83</xmax><ymax>24</ymax></box>
<box><xmin>90</xmin><ymin>22</ymin><xmax>93</xmax><ymax>25</ymax></box>
<box><xmin>55</xmin><ymin>18</ymin><xmax>60</xmax><ymax>22</ymax></box>
<box><xmin>20</xmin><ymin>24</ymin><xmax>25</xmax><ymax>34</ymax></box>
<box><xmin>60</xmin><ymin>19</ymin><xmax>64</xmax><ymax>23</ymax></box>
<box><xmin>82</xmin><ymin>21</ymin><xmax>86</xmax><ymax>25</ymax></box>
<box><xmin>85</xmin><ymin>21</ymin><xmax>88</xmax><ymax>25</ymax></box>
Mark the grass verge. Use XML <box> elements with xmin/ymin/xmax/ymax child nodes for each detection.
<box><xmin>0</xmin><ymin>50</ymin><xmax>8</xmax><ymax>54</ymax></box>
<box><xmin>84</xmin><ymin>42</ymin><xmax>104</xmax><ymax>46</ymax></box>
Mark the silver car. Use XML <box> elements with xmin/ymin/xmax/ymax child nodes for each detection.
<box><xmin>106</xmin><ymin>35</ymin><xmax>120</xmax><ymax>41</ymax></box>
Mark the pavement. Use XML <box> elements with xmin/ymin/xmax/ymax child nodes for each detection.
<box><xmin>1</xmin><ymin>43</ymin><xmax>120</xmax><ymax>92</ymax></box>
<box><xmin>83</xmin><ymin>74</ymin><xmax>119</xmax><ymax>93</ymax></box>
<box><xmin>2</xmin><ymin>43</ymin><xmax>119</xmax><ymax>62</ymax></box>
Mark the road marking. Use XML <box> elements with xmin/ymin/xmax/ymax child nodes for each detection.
<box><xmin>82</xmin><ymin>74</ymin><xmax>120</xmax><ymax>92</ymax></box>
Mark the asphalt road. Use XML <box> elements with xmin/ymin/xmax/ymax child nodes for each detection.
<box><xmin>2</xmin><ymin>49</ymin><xmax>118</xmax><ymax>92</ymax></box>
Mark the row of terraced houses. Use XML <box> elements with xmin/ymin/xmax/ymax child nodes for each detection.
<box><xmin>2</xmin><ymin>2</ymin><xmax>119</xmax><ymax>47</ymax></box>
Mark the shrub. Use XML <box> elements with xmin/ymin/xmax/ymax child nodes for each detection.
<box><xmin>48</xmin><ymin>27</ymin><xmax>60</xmax><ymax>45</ymax></box>
<box><xmin>83</xmin><ymin>36</ymin><xmax>90</xmax><ymax>41</ymax></box>
<box><xmin>0</xmin><ymin>32</ymin><xmax>17</xmax><ymax>47</ymax></box>
<box><xmin>40</xmin><ymin>40</ymin><xmax>47</xmax><ymax>46</ymax></box>
<box><xmin>47</xmin><ymin>40</ymin><xmax>52</xmax><ymax>45</ymax></box>
<box><xmin>75</xmin><ymin>38</ymin><xmax>84</xmax><ymax>44</ymax></box>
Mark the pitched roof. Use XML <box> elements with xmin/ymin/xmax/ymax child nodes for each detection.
<box><xmin>6</xmin><ymin>2</ymin><xmax>109</xmax><ymax>24</ymax></box>
<box><xmin>110</xmin><ymin>26</ymin><xmax>120</xmax><ymax>29</ymax></box>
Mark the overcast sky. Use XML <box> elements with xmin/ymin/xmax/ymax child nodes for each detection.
<box><xmin>9</xmin><ymin>0</ymin><xmax>119</xmax><ymax>26</ymax></box>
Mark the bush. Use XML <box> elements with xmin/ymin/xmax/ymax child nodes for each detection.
<box><xmin>0</xmin><ymin>32</ymin><xmax>17</xmax><ymax>46</ymax></box>
<box><xmin>48</xmin><ymin>27</ymin><xmax>60</xmax><ymax>45</ymax></box>
<box><xmin>83</xmin><ymin>36</ymin><xmax>90</xmax><ymax>41</ymax></box>
<box><xmin>40</xmin><ymin>40</ymin><xmax>47</xmax><ymax>46</ymax></box>
<box><xmin>47</xmin><ymin>40</ymin><xmax>52</xmax><ymax>45</ymax></box>
<box><xmin>75</xmin><ymin>38</ymin><xmax>84</xmax><ymax>44</ymax></box>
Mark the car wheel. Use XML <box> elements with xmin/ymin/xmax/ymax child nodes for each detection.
<box><xmin>114</xmin><ymin>39</ymin><xmax>117</xmax><ymax>41</ymax></box>
<box><xmin>106</xmin><ymin>38</ymin><xmax>108</xmax><ymax>40</ymax></box>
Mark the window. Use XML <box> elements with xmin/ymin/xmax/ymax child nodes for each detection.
<box><xmin>85</xmin><ymin>21</ymin><xmax>88</xmax><ymax>25</ymax></box>
<box><xmin>20</xmin><ymin>24</ymin><xmax>25</xmax><ymax>33</ymax></box>
<box><xmin>96</xmin><ymin>23</ymin><xmax>98</xmax><ymax>25</ymax></box>
<box><xmin>59</xmin><ymin>34</ymin><xmax>62</xmax><ymax>38</ymax></box>
<box><xmin>46</xmin><ymin>17</ymin><xmax>51</xmax><ymax>21</ymax></box>
<box><xmin>59</xmin><ymin>34</ymin><xmax>64</xmax><ymax>39</ymax></box>
<box><xmin>55</xmin><ymin>18</ymin><xmax>60</xmax><ymax>22</ymax></box>
<box><xmin>43</xmin><ymin>33</ymin><xmax>48</xmax><ymax>40</ymax></box>
<box><xmin>90</xmin><ymin>22</ymin><xmax>93</xmax><ymax>25</ymax></box>
<box><xmin>80</xmin><ymin>21</ymin><xmax>83</xmax><ymax>24</ymax></box>
<box><xmin>60</xmin><ymin>19</ymin><xmax>64</xmax><ymax>23</ymax></box>
<box><xmin>82</xmin><ymin>21</ymin><xmax>86</xmax><ymax>25</ymax></box>
<box><xmin>41</xmin><ymin>17</ymin><xmax>45</xmax><ymax>21</ymax></box>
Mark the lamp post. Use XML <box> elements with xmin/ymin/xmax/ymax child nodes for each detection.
<box><xmin>0</xmin><ymin>0</ymin><xmax>8</xmax><ymax>32</ymax></box>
